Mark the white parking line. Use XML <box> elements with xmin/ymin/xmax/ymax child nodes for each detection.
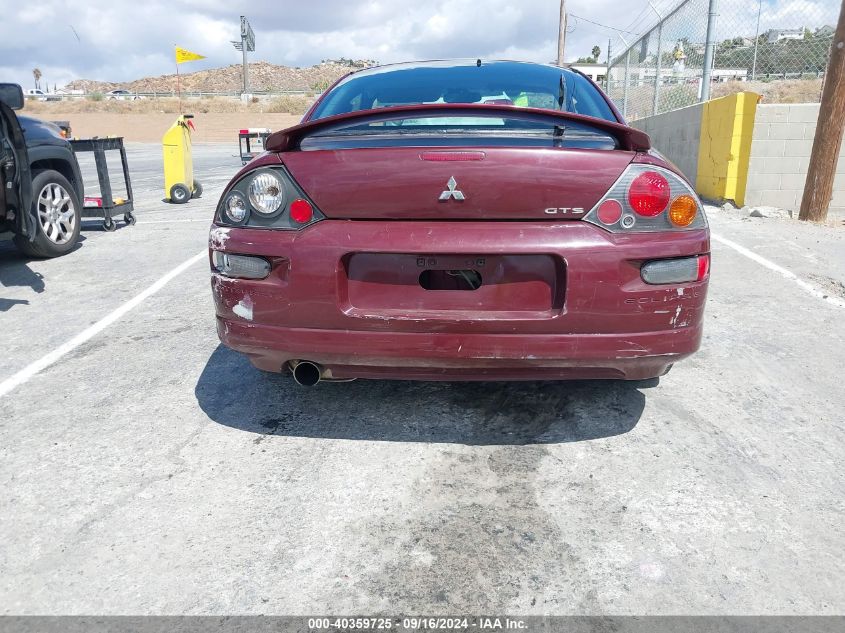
<box><xmin>712</xmin><ymin>232</ymin><xmax>845</xmax><ymax>309</ymax></box>
<box><xmin>0</xmin><ymin>250</ymin><xmax>207</xmax><ymax>399</ymax></box>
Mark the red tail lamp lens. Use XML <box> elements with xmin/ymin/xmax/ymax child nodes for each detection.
<box><xmin>697</xmin><ymin>254</ymin><xmax>710</xmax><ymax>281</ymax></box>
<box><xmin>290</xmin><ymin>199</ymin><xmax>313</xmax><ymax>223</ymax></box>
<box><xmin>597</xmin><ymin>199</ymin><xmax>623</xmax><ymax>225</ymax></box>
<box><xmin>628</xmin><ymin>171</ymin><xmax>670</xmax><ymax>217</ymax></box>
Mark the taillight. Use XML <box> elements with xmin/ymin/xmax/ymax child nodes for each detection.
<box><xmin>628</xmin><ymin>172</ymin><xmax>670</xmax><ymax>217</ymax></box>
<box><xmin>211</xmin><ymin>252</ymin><xmax>271</xmax><ymax>279</ymax></box>
<box><xmin>669</xmin><ymin>195</ymin><xmax>698</xmax><ymax>227</ymax></box>
<box><xmin>641</xmin><ymin>255</ymin><xmax>710</xmax><ymax>285</ymax></box>
<box><xmin>583</xmin><ymin>165</ymin><xmax>707</xmax><ymax>233</ymax></box>
<box><xmin>697</xmin><ymin>253</ymin><xmax>710</xmax><ymax>280</ymax></box>
<box><xmin>215</xmin><ymin>166</ymin><xmax>324</xmax><ymax>230</ymax></box>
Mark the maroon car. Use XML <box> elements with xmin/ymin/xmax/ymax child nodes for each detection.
<box><xmin>209</xmin><ymin>60</ymin><xmax>709</xmax><ymax>386</ymax></box>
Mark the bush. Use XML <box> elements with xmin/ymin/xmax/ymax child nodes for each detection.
<box><xmin>88</xmin><ymin>92</ymin><xmax>104</xmax><ymax>102</ymax></box>
<box><xmin>311</xmin><ymin>79</ymin><xmax>332</xmax><ymax>93</ymax></box>
<box><xmin>266</xmin><ymin>95</ymin><xmax>313</xmax><ymax>114</ymax></box>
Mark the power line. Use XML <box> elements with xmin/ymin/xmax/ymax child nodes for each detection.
<box><xmin>629</xmin><ymin>0</ymin><xmax>684</xmax><ymax>35</ymax></box>
<box><xmin>568</xmin><ymin>13</ymin><xmax>640</xmax><ymax>36</ymax></box>
<box><xmin>624</xmin><ymin>2</ymin><xmax>653</xmax><ymax>32</ymax></box>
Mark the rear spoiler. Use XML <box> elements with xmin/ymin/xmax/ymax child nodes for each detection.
<box><xmin>265</xmin><ymin>103</ymin><xmax>651</xmax><ymax>153</ymax></box>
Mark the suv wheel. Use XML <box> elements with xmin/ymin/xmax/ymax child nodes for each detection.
<box><xmin>14</xmin><ymin>170</ymin><xmax>82</xmax><ymax>258</ymax></box>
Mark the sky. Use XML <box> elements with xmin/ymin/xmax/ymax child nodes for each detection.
<box><xmin>0</xmin><ymin>0</ymin><xmax>835</xmax><ymax>90</ymax></box>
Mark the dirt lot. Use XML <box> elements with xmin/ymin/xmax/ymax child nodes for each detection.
<box><xmin>1</xmin><ymin>144</ymin><xmax>844</xmax><ymax>615</ymax></box>
<box><xmin>21</xmin><ymin>97</ymin><xmax>309</xmax><ymax>142</ymax></box>
<box><xmin>22</xmin><ymin>111</ymin><xmax>302</xmax><ymax>143</ymax></box>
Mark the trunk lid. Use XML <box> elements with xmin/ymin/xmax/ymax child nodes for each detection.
<box><xmin>282</xmin><ymin>147</ymin><xmax>634</xmax><ymax>221</ymax></box>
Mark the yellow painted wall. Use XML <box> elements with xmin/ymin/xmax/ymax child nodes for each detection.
<box><xmin>695</xmin><ymin>92</ymin><xmax>759</xmax><ymax>206</ymax></box>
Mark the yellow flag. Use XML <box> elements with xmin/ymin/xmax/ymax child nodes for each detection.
<box><xmin>175</xmin><ymin>46</ymin><xmax>205</xmax><ymax>64</ymax></box>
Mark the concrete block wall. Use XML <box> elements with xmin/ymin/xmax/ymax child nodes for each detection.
<box><xmin>746</xmin><ymin>104</ymin><xmax>845</xmax><ymax>215</ymax></box>
<box><xmin>696</xmin><ymin>92</ymin><xmax>758</xmax><ymax>205</ymax></box>
<box><xmin>630</xmin><ymin>102</ymin><xmax>703</xmax><ymax>184</ymax></box>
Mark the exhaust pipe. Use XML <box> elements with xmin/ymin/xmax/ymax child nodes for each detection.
<box><xmin>291</xmin><ymin>360</ymin><xmax>323</xmax><ymax>387</ymax></box>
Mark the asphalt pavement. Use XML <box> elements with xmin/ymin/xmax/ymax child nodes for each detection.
<box><xmin>0</xmin><ymin>143</ymin><xmax>843</xmax><ymax>615</ymax></box>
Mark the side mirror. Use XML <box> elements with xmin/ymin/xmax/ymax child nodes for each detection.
<box><xmin>0</xmin><ymin>83</ymin><xmax>24</xmax><ymax>110</ymax></box>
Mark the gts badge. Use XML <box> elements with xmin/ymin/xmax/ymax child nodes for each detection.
<box><xmin>544</xmin><ymin>207</ymin><xmax>586</xmax><ymax>216</ymax></box>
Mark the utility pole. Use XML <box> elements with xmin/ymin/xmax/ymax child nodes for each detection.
<box><xmin>605</xmin><ymin>38</ymin><xmax>612</xmax><ymax>92</ymax></box>
<box><xmin>557</xmin><ymin>0</ymin><xmax>567</xmax><ymax>65</ymax></box>
<box><xmin>799</xmin><ymin>0</ymin><xmax>845</xmax><ymax>222</ymax></box>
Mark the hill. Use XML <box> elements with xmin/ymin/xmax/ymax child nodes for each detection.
<box><xmin>64</xmin><ymin>60</ymin><xmax>370</xmax><ymax>94</ymax></box>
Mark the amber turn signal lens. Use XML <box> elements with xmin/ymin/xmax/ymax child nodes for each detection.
<box><xmin>669</xmin><ymin>195</ymin><xmax>698</xmax><ymax>227</ymax></box>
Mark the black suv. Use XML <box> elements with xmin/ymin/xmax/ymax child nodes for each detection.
<box><xmin>1</xmin><ymin>83</ymin><xmax>84</xmax><ymax>257</ymax></box>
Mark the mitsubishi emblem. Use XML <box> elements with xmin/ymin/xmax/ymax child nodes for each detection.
<box><xmin>439</xmin><ymin>176</ymin><xmax>465</xmax><ymax>201</ymax></box>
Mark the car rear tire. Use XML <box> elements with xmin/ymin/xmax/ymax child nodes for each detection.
<box><xmin>191</xmin><ymin>181</ymin><xmax>203</xmax><ymax>199</ymax></box>
<box><xmin>170</xmin><ymin>183</ymin><xmax>191</xmax><ymax>204</ymax></box>
<box><xmin>13</xmin><ymin>170</ymin><xmax>82</xmax><ymax>258</ymax></box>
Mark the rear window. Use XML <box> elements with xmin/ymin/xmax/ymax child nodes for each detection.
<box><xmin>300</xmin><ymin>113</ymin><xmax>618</xmax><ymax>151</ymax></box>
<box><xmin>309</xmin><ymin>61</ymin><xmax>617</xmax><ymax>123</ymax></box>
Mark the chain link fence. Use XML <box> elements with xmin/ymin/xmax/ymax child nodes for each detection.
<box><xmin>607</xmin><ymin>0</ymin><xmax>839</xmax><ymax>121</ymax></box>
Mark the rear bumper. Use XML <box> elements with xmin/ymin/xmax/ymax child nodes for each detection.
<box><xmin>210</xmin><ymin>219</ymin><xmax>709</xmax><ymax>381</ymax></box>
<box><xmin>217</xmin><ymin>317</ymin><xmax>701</xmax><ymax>380</ymax></box>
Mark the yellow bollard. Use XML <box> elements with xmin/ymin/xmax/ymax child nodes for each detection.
<box><xmin>162</xmin><ymin>114</ymin><xmax>202</xmax><ymax>203</ymax></box>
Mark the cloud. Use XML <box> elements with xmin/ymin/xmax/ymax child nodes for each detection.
<box><xmin>0</xmin><ymin>0</ymin><xmax>834</xmax><ymax>89</ymax></box>
<box><xmin>0</xmin><ymin>0</ymin><xmax>636</xmax><ymax>87</ymax></box>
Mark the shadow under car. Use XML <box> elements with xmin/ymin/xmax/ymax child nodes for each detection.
<box><xmin>195</xmin><ymin>345</ymin><xmax>650</xmax><ymax>446</ymax></box>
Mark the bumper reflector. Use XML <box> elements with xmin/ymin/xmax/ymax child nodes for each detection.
<box><xmin>597</xmin><ymin>199</ymin><xmax>623</xmax><ymax>225</ymax></box>
<box><xmin>290</xmin><ymin>198</ymin><xmax>314</xmax><ymax>224</ymax></box>
<box><xmin>641</xmin><ymin>255</ymin><xmax>709</xmax><ymax>285</ymax></box>
<box><xmin>212</xmin><ymin>251</ymin><xmax>271</xmax><ymax>279</ymax></box>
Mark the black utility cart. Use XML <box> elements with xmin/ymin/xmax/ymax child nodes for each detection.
<box><xmin>238</xmin><ymin>128</ymin><xmax>271</xmax><ymax>165</ymax></box>
<box><xmin>70</xmin><ymin>137</ymin><xmax>135</xmax><ymax>231</ymax></box>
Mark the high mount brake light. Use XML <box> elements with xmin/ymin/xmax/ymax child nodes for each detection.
<box><xmin>583</xmin><ymin>165</ymin><xmax>707</xmax><ymax>233</ymax></box>
<box><xmin>419</xmin><ymin>151</ymin><xmax>486</xmax><ymax>162</ymax></box>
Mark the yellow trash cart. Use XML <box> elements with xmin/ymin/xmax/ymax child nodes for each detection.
<box><xmin>162</xmin><ymin>114</ymin><xmax>202</xmax><ymax>204</ymax></box>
